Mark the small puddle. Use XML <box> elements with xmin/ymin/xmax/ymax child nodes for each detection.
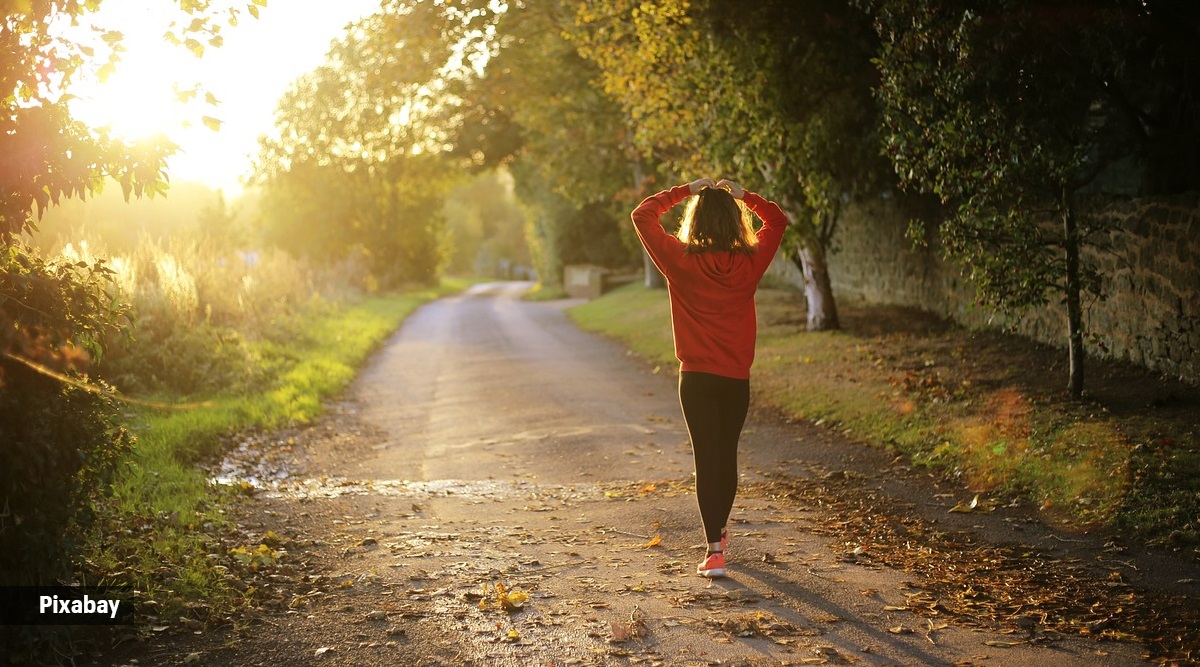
<box><xmin>208</xmin><ymin>426</ymin><xmax>611</xmax><ymax>501</ymax></box>
<box><xmin>213</xmin><ymin>476</ymin><xmax>605</xmax><ymax>501</ymax></box>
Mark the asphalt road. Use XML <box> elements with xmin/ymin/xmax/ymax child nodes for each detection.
<box><xmin>286</xmin><ymin>281</ymin><xmax>1146</xmax><ymax>666</ymax></box>
<box><xmin>345</xmin><ymin>281</ymin><xmax>693</xmax><ymax>484</ymax></box>
<box><xmin>156</xmin><ymin>281</ymin><xmax>1163</xmax><ymax>667</ymax></box>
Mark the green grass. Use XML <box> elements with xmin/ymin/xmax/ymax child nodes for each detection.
<box><xmin>84</xmin><ymin>280</ymin><xmax>467</xmax><ymax>620</ymax></box>
<box><xmin>522</xmin><ymin>282</ymin><xmax>570</xmax><ymax>301</ymax></box>
<box><xmin>567</xmin><ymin>282</ymin><xmax>676</xmax><ymax>363</ymax></box>
<box><xmin>569</xmin><ymin>283</ymin><xmax>1199</xmax><ymax>547</ymax></box>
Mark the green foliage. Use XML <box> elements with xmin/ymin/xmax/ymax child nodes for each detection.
<box><xmin>865</xmin><ymin>0</ymin><xmax>1167</xmax><ymax>393</ymax></box>
<box><xmin>575</xmin><ymin>0</ymin><xmax>886</xmax><ymax>209</ymax></box>
<box><xmin>569</xmin><ymin>0</ymin><xmax>701</xmax><ymax>168</ymax></box>
<box><xmin>515</xmin><ymin>167</ymin><xmax>571</xmax><ymax>287</ymax></box>
<box><xmin>871</xmin><ymin>0</ymin><xmax>1109</xmax><ymax>303</ymax></box>
<box><xmin>46</xmin><ymin>233</ymin><xmax>348</xmax><ymax>396</ymax></box>
<box><xmin>253</xmin><ymin>0</ymin><xmax>502</xmax><ymax>288</ymax></box>
<box><xmin>255</xmin><ymin>162</ymin><xmax>360</xmax><ymax>266</ymax></box>
<box><xmin>0</xmin><ymin>241</ymin><xmax>130</xmax><ymax>365</ymax></box>
<box><xmin>0</xmin><ymin>242</ymin><xmax>134</xmax><ymax>585</ymax></box>
<box><xmin>1</xmin><ymin>0</ymin><xmax>249</xmax><ymax>242</ymax></box>
<box><xmin>0</xmin><ymin>369</ymin><xmax>133</xmax><ymax>585</ymax></box>
<box><xmin>569</xmin><ymin>0</ymin><xmax>889</xmax><ymax>328</ymax></box>
<box><xmin>455</xmin><ymin>1</ymin><xmax>642</xmax><ymax>284</ymax></box>
<box><xmin>442</xmin><ymin>169</ymin><xmax>530</xmax><ymax>276</ymax></box>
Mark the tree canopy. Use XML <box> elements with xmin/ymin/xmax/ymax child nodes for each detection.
<box><xmin>1</xmin><ymin>0</ymin><xmax>254</xmax><ymax>242</ymax></box>
<box><xmin>569</xmin><ymin>0</ymin><xmax>891</xmax><ymax>329</ymax></box>
<box><xmin>251</xmin><ymin>0</ymin><xmax>498</xmax><ymax>286</ymax></box>
<box><xmin>868</xmin><ymin>0</ymin><xmax>1200</xmax><ymax>394</ymax></box>
<box><xmin>447</xmin><ymin>0</ymin><xmax>643</xmax><ymax>284</ymax></box>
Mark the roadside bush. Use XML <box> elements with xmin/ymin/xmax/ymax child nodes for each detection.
<box><xmin>56</xmin><ymin>237</ymin><xmax>352</xmax><ymax>396</ymax></box>
<box><xmin>0</xmin><ymin>243</ymin><xmax>133</xmax><ymax>586</ymax></box>
<box><xmin>0</xmin><ymin>368</ymin><xmax>134</xmax><ymax>584</ymax></box>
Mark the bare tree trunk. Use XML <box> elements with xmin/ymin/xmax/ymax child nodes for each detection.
<box><xmin>1063</xmin><ymin>193</ymin><xmax>1085</xmax><ymax>397</ymax></box>
<box><xmin>792</xmin><ymin>242</ymin><xmax>840</xmax><ymax>331</ymax></box>
<box><xmin>776</xmin><ymin>194</ymin><xmax>840</xmax><ymax>331</ymax></box>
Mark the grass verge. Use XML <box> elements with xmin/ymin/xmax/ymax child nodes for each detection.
<box><xmin>568</xmin><ymin>282</ymin><xmax>1200</xmax><ymax>555</ymax></box>
<box><xmin>521</xmin><ymin>282</ymin><xmax>570</xmax><ymax>301</ymax></box>
<box><xmin>82</xmin><ymin>279</ymin><xmax>468</xmax><ymax>623</ymax></box>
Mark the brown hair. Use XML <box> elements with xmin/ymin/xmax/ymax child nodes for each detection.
<box><xmin>676</xmin><ymin>187</ymin><xmax>758</xmax><ymax>254</ymax></box>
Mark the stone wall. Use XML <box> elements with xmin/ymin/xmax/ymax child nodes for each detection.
<box><xmin>767</xmin><ymin>193</ymin><xmax>1200</xmax><ymax>384</ymax></box>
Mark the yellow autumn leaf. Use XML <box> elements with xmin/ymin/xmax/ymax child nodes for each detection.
<box><xmin>479</xmin><ymin>582</ymin><xmax>529</xmax><ymax>611</ymax></box>
<box><xmin>639</xmin><ymin>534</ymin><xmax>662</xmax><ymax>549</ymax></box>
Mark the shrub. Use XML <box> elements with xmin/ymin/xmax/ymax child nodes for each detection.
<box><xmin>0</xmin><ymin>368</ymin><xmax>134</xmax><ymax>584</ymax></box>
<box><xmin>64</xmin><ymin>236</ymin><xmax>340</xmax><ymax>396</ymax></box>
<box><xmin>0</xmin><ymin>243</ymin><xmax>133</xmax><ymax>585</ymax></box>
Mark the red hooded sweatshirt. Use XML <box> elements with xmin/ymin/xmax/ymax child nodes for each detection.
<box><xmin>631</xmin><ymin>184</ymin><xmax>789</xmax><ymax>380</ymax></box>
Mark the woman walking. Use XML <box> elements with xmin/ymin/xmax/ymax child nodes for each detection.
<box><xmin>631</xmin><ymin>177</ymin><xmax>788</xmax><ymax>578</ymax></box>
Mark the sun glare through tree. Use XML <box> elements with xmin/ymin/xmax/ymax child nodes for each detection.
<box><xmin>60</xmin><ymin>0</ymin><xmax>381</xmax><ymax>194</ymax></box>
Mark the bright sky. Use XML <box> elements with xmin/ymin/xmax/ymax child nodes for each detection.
<box><xmin>69</xmin><ymin>0</ymin><xmax>382</xmax><ymax>196</ymax></box>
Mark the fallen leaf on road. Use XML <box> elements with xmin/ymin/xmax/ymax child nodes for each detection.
<box><xmin>479</xmin><ymin>582</ymin><xmax>530</xmax><ymax>612</ymax></box>
<box><xmin>640</xmin><ymin>535</ymin><xmax>662</xmax><ymax>549</ymax></box>
<box><xmin>610</xmin><ymin>622</ymin><xmax>631</xmax><ymax>642</ymax></box>
<box><xmin>611</xmin><ymin>606</ymin><xmax>648</xmax><ymax>642</ymax></box>
<box><xmin>229</xmin><ymin>544</ymin><xmax>279</xmax><ymax>570</ymax></box>
<box><xmin>949</xmin><ymin>494</ymin><xmax>995</xmax><ymax>514</ymax></box>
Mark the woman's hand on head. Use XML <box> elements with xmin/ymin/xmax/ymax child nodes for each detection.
<box><xmin>715</xmin><ymin>179</ymin><xmax>745</xmax><ymax>199</ymax></box>
<box><xmin>688</xmin><ymin>177</ymin><xmax>717</xmax><ymax>194</ymax></box>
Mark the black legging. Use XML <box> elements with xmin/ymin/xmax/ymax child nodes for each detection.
<box><xmin>678</xmin><ymin>371</ymin><xmax>751</xmax><ymax>545</ymax></box>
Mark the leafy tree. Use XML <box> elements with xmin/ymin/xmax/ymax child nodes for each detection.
<box><xmin>2</xmin><ymin>0</ymin><xmax>251</xmax><ymax>240</ymax></box>
<box><xmin>453</xmin><ymin>0</ymin><xmax>644</xmax><ymax>287</ymax></box>
<box><xmin>867</xmin><ymin>0</ymin><xmax>1189</xmax><ymax>395</ymax></box>
<box><xmin>442</xmin><ymin>169</ymin><xmax>529</xmax><ymax>277</ymax></box>
<box><xmin>1</xmin><ymin>0</ymin><xmax>254</xmax><ymax>595</ymax></box>
<box><xmin>253</xmin><ymin>0</ymin><xmax>493</xmax><ymax>286</ymax></box>
<box><xmin>570</xmin><ymin>0</ymin><xmax>889</xmax><ymax>330</ymax></box>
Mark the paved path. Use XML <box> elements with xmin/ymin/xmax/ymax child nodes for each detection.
<box><xmin>345</xmin><ymin>281</ymin><xmax>692</xmax><ymax>484</ymax></box>
<box><xmin>165</xmin><ymin>282</ymin><xmax>1159</xmax><ymax>667</ymax></box>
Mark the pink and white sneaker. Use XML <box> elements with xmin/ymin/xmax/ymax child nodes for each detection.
<box><xmin>697</xmin><ymin>551</ymin><xmax>726</xmax><ymax>578</ymax></box>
